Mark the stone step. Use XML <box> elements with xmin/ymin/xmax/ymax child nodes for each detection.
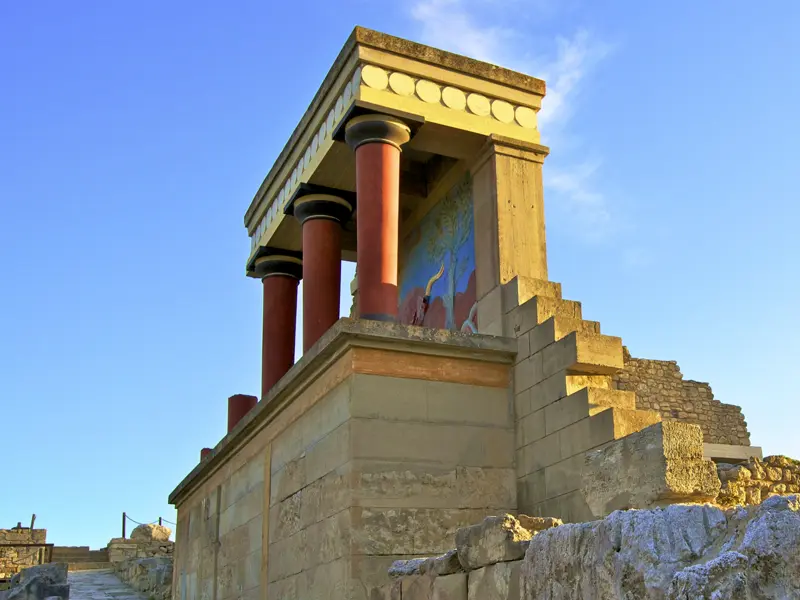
<box><xmin>544</xmin><ymin>388</ymin><xmax>637</xmax><ymax>435</ymax></box>
<box><xmin>67</xmin><ymin>562</ymin><xmax>113</xmax><ymax>571</ymax></box>
<box><xmin>502</xmin><ymin>276</ymin><xmax>563</xmax><ymax>312</ymax></box>
<box><xmin>542</xmin><ymin>330</ymin><xmax>624</xmax><ymax>378</ymax></box>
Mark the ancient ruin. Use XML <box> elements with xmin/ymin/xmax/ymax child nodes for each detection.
<box><xmin>165</xmin><ymin>27</ymin><xmax>798</xmax><ymax>599</ymax></box>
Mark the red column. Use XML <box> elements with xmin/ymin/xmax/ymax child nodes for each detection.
<box><xmin>354</xmin><ymin>142</ymin><xmax>401</xmax><ymax>321</ymax></box>
<box><xmin>262</xmin><ymin>274</ymin><xmax>298</xmax><ymax>398</ymax></box>
<box><xmin>301</xmin><ymin>218</ymin><xmax>341</xmax><ymax>352</ymax></box>
<box><xmin>252</xmin><ymin>249</ymin><xmax>302</xmax><ymax>398</ymax></box>
<box><xmin>200</xmin><ymin>448</ymin><xmax>212</xmax><ymax>461</ymax></box>
<box><xmin>227</xmin><ymin>393</ymin><xmax>257</xmax><ymax>433</ymax></box>
<box><xmin>345</xmin><ymin>114</ymin><xmax>411</xmax><ymax>321</ymax></box>
<box><xmin>288</xmin><ymin>187</ymin><xmax>354</xmax><ymax>352</ymax></box>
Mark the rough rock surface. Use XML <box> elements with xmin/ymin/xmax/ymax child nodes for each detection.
<box><xmin>582</xmin><ymin>421</ymin><xmax>720</xmax><ymax>518</ymax></box>
<box><xmin>717</xmin><ymin>455</ymin><xmax>800</xmax><ymax>507</ymax></box>
<box><xmin>128</xmin><ymin>524</ymin><xmax>171</xmax><ymax>543</ymax></box>
<box><xmin>113</xmin><ymin>558</ymin><xmax>172</xmax><ymax>600</ymax></box>
<box><xmin>455</xmin><ymin>515</ymin><xmax>532</xmax><ymax>570</ymax></box>
<box><xmin>522</xmin><ymin>495</ymin><xmax>800</xmax><ymax>599</ymax></box>
<box><xmin>3</xmin><ymin>563</ymin><xmax>69</xmax><ymax>600</ymax></box>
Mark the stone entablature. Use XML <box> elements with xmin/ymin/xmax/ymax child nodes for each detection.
<box><xmin>613</xmin><ymin>350</ymin><xmax>750</xmax><ymax>446</ymax></box>
<box><xmin>244</xmin><ymin>27</ymin><xmax>546</xmax><ymax>261</ymax></box>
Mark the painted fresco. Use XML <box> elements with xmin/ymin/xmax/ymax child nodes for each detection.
<box><xmin>398</xmin><ymin>172</ymin><xmax>477</xmax><ymax>332</ymax></box>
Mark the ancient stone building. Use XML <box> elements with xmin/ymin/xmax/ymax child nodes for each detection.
<box><xmin>168</xmin><ymin>27</ymin><xmax>763</xmax><ymax>599</ymax></box>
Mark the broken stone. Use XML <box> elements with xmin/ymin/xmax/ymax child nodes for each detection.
<box><xmin>419</xmin><ymin>550</ymin><xmax>463</xmax><ymax>576</ymax></box>
<box><xmin>516</xmin><ymin>515</ymin><xmax>562</xmax><ymax>534</ymax></box>
<box><xmin>388</xmin><ymin>558</ymin><xmax>427</xmax><ymax>578</ymax></box>
<box><xmin>455</xmin><ymin>515</ymin><xmax>532</xmax><ymax>570</ymax></box>
<box><xmin>130</xmin><ymin>524</ymin><xmax>171</xmax><ymax>542</ymax></box>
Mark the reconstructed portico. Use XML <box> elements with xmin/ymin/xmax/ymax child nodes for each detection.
<box><xmin>168</xmin><ymin>26</ymin><xmax>759</xmax><ymax>600</ymax></box>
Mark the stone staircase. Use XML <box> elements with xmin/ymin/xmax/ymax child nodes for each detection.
<box><xmin>51</xmin><ymin>546</ymin><xmax>111</xmax><ymax>572</ymax></box>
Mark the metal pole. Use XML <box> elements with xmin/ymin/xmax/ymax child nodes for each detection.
<box><xmin>30</xmin><ymin>514</ymin><xmax>36</xmax><ymax>530</ymax></box>
<box><xmin>122</xmin><ymin>512</ymin><xmax>126</xmax><ymax>539</ymax></box>
<box><xmin>158</xmin><ymin>517</ymin><xmax>162</xmax><ymax>526</ymax></box>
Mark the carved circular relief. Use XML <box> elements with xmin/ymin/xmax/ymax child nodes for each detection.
<box><xmin>441</xmin><ymin>86</ymin><xmax>466</xmax><ymax>110</ymax></box>
<box><xmin>343</xmin><ymin>81</ymin><xmax>353</xmax><ymax>105</ymax></box>
<box><xmin>466</xmin><ymin>93</ymin><xmax>490</xmax><ymax>116</ymax></box>
<box><xmin>388</xmin><ymin>72</ymin><xmax>415</xmax><ymax>96</ymax></box>
<box><xmin>416</xmin><ymin>79</ymin><xmax>441</xmax><ymax>104</ymax></box>
<box><xmin>361</xmin><ymin>65</ymin><xmax>388</xmax><ymax>90</ymax></box>
<box><xmin>515</xmin><ymin>106</ymin><xmax>538</xmax><ymax>129</ymax></box>
<box><xmin>491</xmin><ymin>100</ymin><xmax>515</xmax><ymax>123</ymax></box>
<box><xmin>351</xmin><ymin>66</ymin><xmax>362</xmax><ymax>90</ymax></box>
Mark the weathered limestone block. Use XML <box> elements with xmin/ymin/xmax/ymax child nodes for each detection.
<box><xmin>516</xmin><ymin>515</ymin><xmax>562</xmax><ymax>533</ymax></box>
<box><xmin>522</xmin><ymin>496</ymin><xmax>800</xmax><ymax>599</ymax></box>
<box><xmin>5</xmin><ymin>563</ymin><xmax>69</xmax><ymax>600</ymax></box>
<box><xmin>130</xmin><ymin>523</ymin><xmax>171</xmax><ymax>542</ymax></box>
<box><xmin>582</xmin><ymin>421</ymin><xmax>720</xmax><ymax>518</ymax></box>
<box><xmin>402</xmin><ymin>574</ymin><xmax>436</xmax><ymax>600</ymax></box>
<box><xmin>455</xmin><ymin>515</ymin><xmax>531</xmax><ymax>570</ymax></box>
<box><xmin>422</xmin><ymin>550</ymin><xmax>464</xmax><ymax>576</ymax></box>
<box><xmin>717</xmin><ymin>455</ymin><xmax>800</xmax><ymax>507</ymax></box>
<box><xmin>468</xmin><ymin>561</ymin><xmax>521</xmax><ymax>600</ymax></box>
<box><xmin>370</xmin><ymin>579</ymin><xmax>402</xmax><ymax>600</ymax></box>
<box><xmin>433</xmin><ymin>573</ymin><xmax>467</xmax><ymax>600</ymax></box>
<box><xmin>113</xmin><ymin>557</ymin><xmax>173</xmax><ymax>600</ymax></box>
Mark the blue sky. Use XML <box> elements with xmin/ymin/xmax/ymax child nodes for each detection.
<box><xmin>1</xmin><ymin>1</ymin><xmax>798</xmax><ymax>549</ymax></box>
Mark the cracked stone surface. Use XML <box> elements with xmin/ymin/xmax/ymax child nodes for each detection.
<box><xmin>68</xmin><ymin>570</ymin><xmax>148</xmax><ymax>600</ymax></box>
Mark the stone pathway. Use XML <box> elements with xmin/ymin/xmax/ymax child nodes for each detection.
<box><xmin>68</xmin><ymin>570</ymin><xmax>148</xmax><ymax>600</ymax></box>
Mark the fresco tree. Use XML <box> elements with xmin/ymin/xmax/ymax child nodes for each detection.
<box><xmin>425</xmin><ymin>173</ymin><xmax>473</xmax><ymax>329</ymax></box>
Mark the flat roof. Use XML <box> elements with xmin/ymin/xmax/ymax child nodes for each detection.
<box><xmin>243</xmin><ymin>26</ymin><xmax>546</xmax><ymax>229</ymax></box>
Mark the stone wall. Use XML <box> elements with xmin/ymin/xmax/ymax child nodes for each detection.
<box><xmin>381</xmin><ymin>498</ymin><xmax>800</xmax><ymax>599</ymax></box>
<box><xmin>613</xmin><ymin>349</ymin><xmax>750</xmax><ymax>446</ymax></box>
<box><xmin>113</xmin><ymin>558</ymin><xmax>172</xmax><ymax>600</ymax></box>
<box><xmin>0</xmin><ymin>528</ymin><xmax>46</xmax><ymax>580</ymax></box>
<box><xmin>717</xmin><ymin>455</ymin><xmax>800</xmax><ymax>507</ymax></box>
<box><xmin>170</xmin><ymin>322</ymin><xmax>518</xmax><ymax>600</ymax></box>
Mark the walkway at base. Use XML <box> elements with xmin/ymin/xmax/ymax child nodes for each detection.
<box><xmin>68</xmin><ymin>570</ymin><xmax>147</xmax><ymax>600</ymax></box>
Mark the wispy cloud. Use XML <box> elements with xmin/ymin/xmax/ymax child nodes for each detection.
<box><xmin>407</xmin><ymin>0</ymin><xmax>616</xmax><ymax>240</ymax></box>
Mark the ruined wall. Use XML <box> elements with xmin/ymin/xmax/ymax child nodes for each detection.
<box><xmin>613</xmin><ymin>349</ymin><xmax>750</xmax><ymax>446</ymax></box>
<box><xmin>0</xmin><ymin>528</ymin><xmax>46</xmax><ymax>580</ymax></box>
<box><xmin>717</xmin><ymin>455</ymin><xmax>800</xmax><ymax>507</ymax></box>
<box><xmin>379</xmin><ymin>499</ymin><xmax>800</xmax><ymax>599</ymax></box>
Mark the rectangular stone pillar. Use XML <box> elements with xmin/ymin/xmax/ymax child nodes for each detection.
<box><xmin>471</xmin><ymin>135</ymin><xmax>549</xmax><ymax>303</ymax></box>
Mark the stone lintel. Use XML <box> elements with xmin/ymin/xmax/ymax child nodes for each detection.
<box><xmin>704</xmin><ymin>443</ymin><xmax>763</xmax><ymax>463</ymax></box>
<box><xmin>167</xmin><ymin>319</ymin><xmax>516</xmax><ymax>506</ymax></box>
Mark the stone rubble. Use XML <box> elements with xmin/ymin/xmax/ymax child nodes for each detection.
<box><xmin>112</xmin><ymin>558</ymin><xmax>172</xmax><ymax>600</ymax></box>
<box><xmin>717</xmin><ymin>455</ymin><xmax>800</xmax><ymax>507</ymax></box>
<box><xmin>1</xmin><ymin>563</ymin><xmax>69</xmax><ymax>600</ymax></box>
<box><xmin>377</xmin><ymin>497</ymin><xmax>800</xmax><ymax>599</ymax></box>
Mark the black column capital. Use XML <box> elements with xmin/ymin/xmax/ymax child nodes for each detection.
<box><xmin>285</xmin><ymin>183</ymin><xmax>356</xmax><ymax>226</ymax></box>
<box><xmin>247</xmin><ymin>246</ymin><xmax>303</xmax><ymax>280</ymax></box>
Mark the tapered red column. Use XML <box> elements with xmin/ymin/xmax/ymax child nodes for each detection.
<box><xmin>287</xmin><ymin>186</ymin><xmax>355</xmax><ymax>352</ymax></box>
<box><xmin>253</xmin><ymin>248</ymin><xmax>302</xmax><ymax>398</ymax></box>
<box><xmin>345</xmin><ymin>114</ymin><xmax>411</xmax><ymax>321</ymax></box>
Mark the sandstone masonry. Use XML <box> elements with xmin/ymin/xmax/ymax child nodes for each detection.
<box><xmin>613</xmin><ymin>348</ymin><xmax>750</xmax><ymax>446</ymax></box>
<box><xmin>0</xmin><ymin>527</ymin><xmax>46</xmax><ymax>581</ymax></box>
<box><xmin>717</xmin><ymin>455</ymin><xmax>800</xmax><ymax>507</ymax></box>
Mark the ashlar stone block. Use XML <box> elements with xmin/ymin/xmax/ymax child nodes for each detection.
<box><xmin>455</xmin><ymin>515</ymin><xmax>531</xmax><ymax>570</ymax></box>
<box><xmin>582</xmin><ymin>421</ymin><xmax>722</xmax><ymax>519</ymax></box>
<box><xmin>467</xmin><ymin>561</ymin><xmax>522</xmax><ymax>600</ymax></box>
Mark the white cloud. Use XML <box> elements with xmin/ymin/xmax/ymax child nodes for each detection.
<box><xmin>407</xmin><ymin>0</ymin><xmax>616</xmax><ymax>240</ymax></box>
